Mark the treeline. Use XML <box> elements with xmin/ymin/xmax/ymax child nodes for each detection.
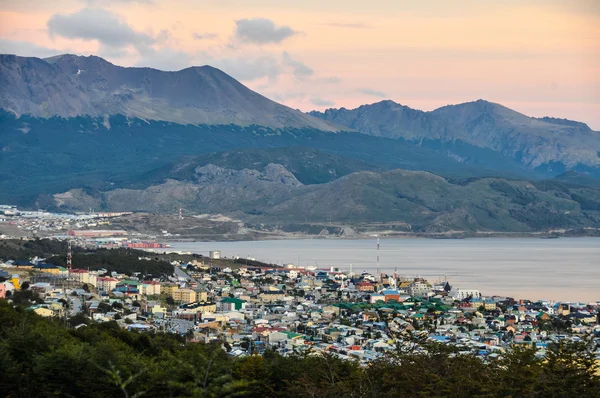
<box><xmin>0</xmin><ymin>239</ymin><xmax>174</xmax><ymax>276</ymax></box>
<box><xmin>1</xmin><ymin>301</ymin><xmax>599</xmax><ymax>398</ymax></box>
<box><xmin>0</xmin><ymin>238</ymin><xmax>68</xmax><ymax>260</ymax></box>
<box><xmin>48</xmin><ymin>248</ymin><xmax>174</xmax><ymax>277</ymax></box>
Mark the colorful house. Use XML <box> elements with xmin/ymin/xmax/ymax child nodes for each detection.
<box><xmin>218</xmin><ymin>297</ymin><xmax>247</xmax><ymax>311</ymax></box>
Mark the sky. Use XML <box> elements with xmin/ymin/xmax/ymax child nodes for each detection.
<box><xmin>1</xmin><ymin>0</ymin><xmax>599</xmax><ymax>129</ymax></box>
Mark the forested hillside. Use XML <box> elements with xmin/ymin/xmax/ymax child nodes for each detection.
<box><xmin>0</xmin><ymin>301</ymin><xmax>598</xmax><ymax>397</ymax></box>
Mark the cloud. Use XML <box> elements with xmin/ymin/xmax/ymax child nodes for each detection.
<box><xmin>135</xmin><ymin>48</ymin><xmax>195</xmax><ymax>71</ymax></box>
<box><xmin>315</xmin><ymin>76</ymin><xmax>342</xmax><ymax>84</ymax></box>
<box><xmin>0</xmin><ymin>39</ymin><xmax>63</xmax><ymax>58</ymax></box>
<box><xmin>322</xmin><ymin>22</ymin><xmax>371</xmax><ymax>29</ymax></box>
<box><xmin>234</xmin><ymin>18</ymin><xmax>297</xmax><ymax>44</ymax></box>
<box><xmin>282</xmin><ymin>51</ymin><xmax>313</xmax><ymax>78</ymax></box>
<box><xmin>212</xmin><ymin>55</ymin><xmax>282</xmax><ymax>81</ymax></box>
<box><xmin>47</xmin><ymin>8</ymin><xmax>156</xmax><ymax>54</ymax></box>
<box><xmin>84</xmin><ymin>0</ymin><xmax>154</xmax><ymax>4</ymax></box>
<box><xmin>310</xmin><ymin>97</ymin><xmax>335</xmax><ymax>107</ymax></box>
<box><xmin>267</xmin><ymin>91</ymin><xmax>307</xmax><ymax>103</ymax></box>
<box><xmin>193</xmin><ymin>32</ymin><xmax>218</xmax><ymax>40</ymax></box>
<box><xmin>359</xmin><ymin>88</ymin><xmax>387</xmax><ymax>98</ymax></box>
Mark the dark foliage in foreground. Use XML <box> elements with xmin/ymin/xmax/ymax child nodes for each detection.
<box><xmin>0</xmin><ymin>239</ymin><xmax>174</xmax><ymax>276</ymax></box>
<box><xmin>0</xmin><ymin>300</ymin><xmax>598</xmax><ymax>397</ymax></box>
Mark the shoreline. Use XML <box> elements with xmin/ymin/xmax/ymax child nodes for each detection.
<box><xmin>163</xmin><ymin>237</ymin><xmax>600</xmax><ymax>303</ymax></box>
<box><xmin>161</xmin><ymin>231</ymin><xmax>600</xmax><ymax>243</ymax></box>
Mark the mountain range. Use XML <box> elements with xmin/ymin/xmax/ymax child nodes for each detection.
<box><xmin>1</xmin><ymin>53</ymin><xmax>600</xmax><ymax>233</ymax></box>
<box><xmin>54</xmin><ymin>160</ymin><xmax>600</xmax><ymax>233</ymax></box>
<box><xmin>0</xmin><ymin>53</ymin><xmax>336</xmax><ymax>130</ymax></box>
<box><xmin>310</xmin><ymin>100</ymin><xmax>600</xmax><ymax>172</ymax></box>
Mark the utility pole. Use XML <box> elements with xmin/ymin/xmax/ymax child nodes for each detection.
<box><xmin>67</xmin><ymin>240</ymin><xmax>72</xmax><ymax>272</ymax></box>
<box><xmin>376</xmin><ymin>236</ymin><xmax>380</xmax><ymax>280</ymax></box>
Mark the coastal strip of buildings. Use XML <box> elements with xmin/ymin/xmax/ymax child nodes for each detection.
<box><xmin>2</xmin><ymin>253</ymin><xmax>599</xmax><ymax>365</ymax></box>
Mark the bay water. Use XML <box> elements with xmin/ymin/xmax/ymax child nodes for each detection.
<box><xmin>169</xmin><ymin>237</ymin><xmax>600</xmax><ymax>303</ymax></box>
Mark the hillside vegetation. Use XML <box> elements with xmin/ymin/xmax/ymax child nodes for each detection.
<box><xmin>310</xmin><ymin>99</ymin><xmax>600</xmax><ymax>175</ymax></box>
<box><xmin>54</xmin><ymin>166</ymin><xmax>600</xmax><ymax>233</ymax></box>
<box><xmin>0</xmin><ymin>111</ymin><xmax>536</xmax><ymax>205</ymax></box>
<box><xmin>0</xmin><ymin>301</ymin><xmax>598</xmax><ymax>397</ymax></box>
<box><xmin>0</xmin><ymin>239</ymin><xmax>174</xmax><ymax>276</ymax></box>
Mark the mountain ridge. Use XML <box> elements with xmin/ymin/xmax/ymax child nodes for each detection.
<box><xmin>2</xmin><ymin>52</ymin><xmax>600</xmax><ymax>229</ymax></box>
<box><xmin>53</xmin><ymin>162</ymin><xmax>600</xmax><ymax>233</ymax></box>
<box><xmin>310</xmin><ymin>99</ymin><xmax>600</xmax><ymax>171</ymax></box>
<box><xmin>0</xmin><ymin>53</ymin><xmax>340</xmax><ymax>130</ymax></box>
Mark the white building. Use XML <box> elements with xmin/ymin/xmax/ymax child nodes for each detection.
<box><xmin>69</xmin><ymin>269</ymin><xmax>97</xmax><ymax>286</ymax></box>
<box><xmin>450</xmin><ymin>288</ymin><xmax>481</xmax><ymax>300</ymax></box>
<box><xmin>408</xmin><ymin>281</ymin><xmax>431</xmax><ymax>297</ymax></box>
<box><xmin>141</xmin><ymin>281</ymin><xmax>161</xmax><ymax>296</ymax></box>
<box><xmin>96</xmin><ymin>277</ymin><xmax>118</xmax><ymax>292</ymax></box>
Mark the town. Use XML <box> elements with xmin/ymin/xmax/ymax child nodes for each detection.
<box><xmin>1</xmin><ymin>236</ymin><xmax>599</xmax><ymax>366</ymax></box>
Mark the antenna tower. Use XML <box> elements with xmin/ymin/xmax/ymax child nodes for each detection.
<box><xmin>67</xmin><ymin>240</ymin><xmax>72</xmax><ymax>271</ymax></box>
<box><xmin>179</xmin><ymin>207</ymin><xmax>183</xmax><ymax>220</ymax></box>
<box><xmin>376</xmin><ymin>237</ymin><xmax>380</xmax><ymax>279</ymax></box>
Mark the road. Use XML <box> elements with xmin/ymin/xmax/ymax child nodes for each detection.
<box><xmin>174</xmin><ymin>266</ymin><xmax>194</xmax><ymax>282</ymax></box>
<box><xmin>69</xmin><ymin>296</ymin><xmax>82</xmax><ymax>315</ymax></box>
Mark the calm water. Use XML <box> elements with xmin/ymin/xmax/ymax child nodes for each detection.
<box><xmin>169</xmin><ymin>238</ymin><xmax>600</xmax><ymax>303</ymax></box>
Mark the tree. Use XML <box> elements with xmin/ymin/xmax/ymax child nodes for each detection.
<box><xmin>20</xmin><ymin>281</ymin><xmax>30</xmax><ymax>290</ymax></box>
<box><xmin>82</xmin><ymin>284</ymin><xmax>90</xmax><ymax>293</ymax></box>
<box><xmin>58</xmin><ymin>298</ymin><xmax>70</xmax><ymax>309</ymax></box>
<box><xmin>165</xmin><ymin>296</ymin><xmax>175</xmax><ymax>306</ymax></box>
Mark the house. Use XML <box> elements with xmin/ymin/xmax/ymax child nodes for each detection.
<box><xmin>151</xmin><ymin>304</ymin><xmax>167</xmax><ymax>316</ymax></box>
<box><xmin>218</xmin><ymin>297</ymin><xmax>247</xmax><ymax>311</ymax></box>
<box><xmin>471</xmin><ymin>297</ymin><xmax>484</xmax><ymax>309</ymax></box>
<box><xmin>370</xmin><ymin>294</ymin><xmax>385</xmax><ymax>303</ymax></box>
<box><xmin>536</xmin><ymin>312</ymin><xmax>551</xmax><ymax>322</ymax></box>
<box><xmin>30</xmin><ymin>306</ymin><xmax>54</xmax><ymax>317</ymax></box>
<box><xmin>355</xmin><ymin>282</ymin><xmax>375</xmax><ymax>292</ymax></box>
<box><xmin>382</xmin><ymin>289</ymin><xmax>401</xmax><ymax>303</ymax></box>
<box><xmin>408</xmin><ymin>281</ymin><xmax>431</xmax><ymax>297</ymax></box>
<box><xmin>141</xmin><ymin>281</ymin><xmax>161</xmax><ymax>296</ymax></box>
<box><xmin>69</xmin><ymin>269</ymin><xmax>96</xmax><ymax>286</ymax></box>
<box><xmin>196</xmin><ymin>290</ymin><xmax>208</xmax><ymax>302</ymax></box>
<box><xmin>0</xmin><ymin>283</ymin><xmax>5</xmax><ymax>298</ymax></box>
<box><xmin>114</xmin><ymin>280</ymin><xmax>141</xmax><ymax>295</ymax></box>
<box><xmin>556</xmin><ymin>303</ymin><xmax>571</xmax><ymax>316</ymax></box>
<box><xmin>173</xmin><ymin>288</ymin><xmax>197</xmax><ymax>303</ymax></box>
<box><xmin>484</xmin><ymin>298</ymin><xmax>497</xmax><ymax>311</ymax></box>
<box><xmin>161</xmin><ymin>283</ymin><xmax>178</xmax><ymax>296</ymax></box>
<box><xmin>97</xmin><ymin>277</ymin><xmax>119</xmax><ymax>292</ymax></box>
<box><xmin>12</xmin><ymin>260</ymin><xmax>34</xmax><ymax>269</ymax></box>
<box><xmin>179</xmin><ymin>301</ymin><xmax>217</xmax><ymax>313</ymax></box>
<box><xmin>9</xmin><ymin>275</ymin><xmax>21</xmax><ymax>290</ymax></box>
<box><xmin>260</xmin><ymin>290</ymin><xmax>285</xmax><ymax>302</ymax></box>
<box><xmin>32</xmin><ymin>263</ymin><xmax>60</xmax><ymax>274</ymax></box>
<box><xmin>322</xmin><ymin>305</ymin><xmax>341</xmax><ymax>316</ymax></box>
<box><xmin>450</xmin><ymin>288</ymin><xmax>481</xmax><ymax>300</ymax></box>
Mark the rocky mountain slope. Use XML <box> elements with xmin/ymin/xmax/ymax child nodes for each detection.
<box><xmin>310</xmin><ymin>100</ymin><xmax>600</xmax><ymax>174</ymax></box>
<box><xmin>54</xmin><ymin>163</ymin><xmax>600</xmax><ymax>233</ymax></box>
<box><xmin>0</xmin><ymin>53</ymin><xmax>337</xmax><ymax>130</ymax></box>
<box><xmin>136</xmin><ymin>147</ymin><xmax>380</xmax><ymax>186</ymax></box>
<box><xmin>3</xmin><ymin>52</ymin><xmax>600</xmax><ymax>234</ymax></box>
<box><xmin>2</xmin><ymin>111</ymin><xmax>540</xmax><ymax>205</ymax></box>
